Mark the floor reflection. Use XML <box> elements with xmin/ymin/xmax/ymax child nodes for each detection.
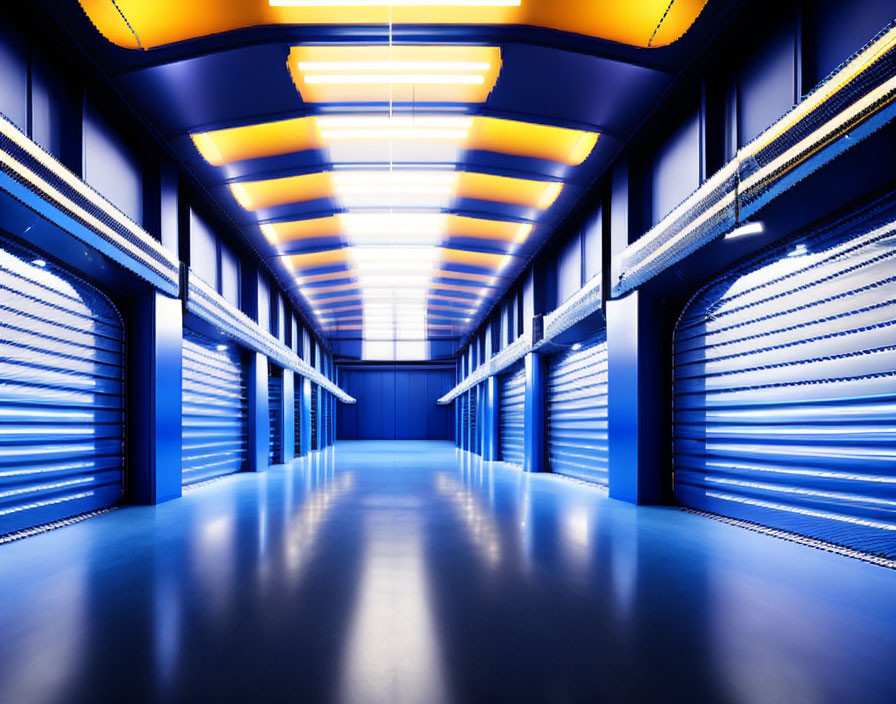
<box><xmin>0</xmin><ymin>441</ymin><xmax>894</xmax><ymax>703</ymax></box>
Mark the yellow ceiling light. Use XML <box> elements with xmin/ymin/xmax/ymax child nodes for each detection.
<box><xmin>261</xmin><ymin>215</ymin><xmax>343</xmax><ymax>243</ymax></box>
<box><xmin>444</xmin><ymin>216</ymin><xmax>532</xmax><ymax>242</ymax></box>
<box><xmin>191</xmin><ymin>114</ymin><xmax>597</xmax><ymax>167</ymax></box>
<box><xmin>191</xmin><ymin>117</ymin><xmax>321</xmax><ymax>166</ymax></box>
<box><xmin>294</xmin><ymin>270</ymin><xmax>354</xmax><ymax>284</ymax></box>
<box><xmin>467</xmin><ymin>117</ymin><xmax>598</xmax><ymax>165</ymax></box>
<box><xmin>79</xmin><ymin>1</ymin><xmax>707</xmax><ymax>50</ymax></box>
<box><xmin>439</xmin><ymin>248</ymin><xmax>508</xmax><ymax>269</ymax></box>
<box><xmin>233</xmin><ymin>169</ymin><xmax>561</xmax><ymax>210</ymax></box>
<box><xmin>456</xmin><ymin>172</ymin><xmax>563</xmax><ymax>209</ymax></box>
<box><xmin>285</xmin><ymin>248</ymin><xmax>350</xmax><ymax>270</ymax></box>
<box><xmin>230</xmin><ymin>171</ymin><xmax>332</xmax><ymax>211</ymax></box>
<box><xmin>288</xmin><ymin>46</ymin><xmax>502</xmax><ymax>103</ymax></box>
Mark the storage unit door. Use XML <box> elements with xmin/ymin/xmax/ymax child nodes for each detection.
<box><xmin>182</xmin><ymin>331</ymin><xmax>247</xmax><ymax>486</ymax></box>
<box><xmin>499</xmin><ymin>363</ymin><xmax>526</xmax><ymax>466</ymax></box>
<box><xmin>468</xmin><ymin>388</ymin><xmax>478</xmax><ymax>454</ymax></box>
<box><xmin>674</xmin><ymin>210</ymin><xmax>896</xmax><ymax>559</ymax></box>
<box><xmin>268</xmin><ymin>371</ymin><xmax>283</xmax><ymax>465</ymax></box>
<box><xmin>322</xmin><ymin>391</ymin><xmax>331</xmax><ymax>447</ymax></box>
<box><xmin>310</xmin><ymin>384</ymin><xmax>319</xmax><ymax>450</ymax></box>
<box><xmin>0</xmin><ymin>236</ymin><xmax>124</xmax><ymax>535</ymax></box>
<box><xmin>294</xmin><ymin>374</ymin><xmax>302</xmax><ymax>457</ymax></box>
<box><xmin>547</xmin><ymin>332</ymin><xmax>609</xmax><ymax>485</ymax></box>
<box><xmin>459</xmin><ymin>395</ymin><xmax>468</xmax><ymax>449</ymax></box>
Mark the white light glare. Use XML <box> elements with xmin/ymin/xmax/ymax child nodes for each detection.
<box><xmin>276</xmin><ymin>1</ymin><xmax>518</xmax><ymax>6</ymax></box>
<box><xmin>725</xmin><ymin>221</ymin><xmax>765</xmax><ymax>240</ymax></box>
<box><xmin>305</xmin><ymin>74</ymin><xmax>485</xmax><ymax>85</ymax></box>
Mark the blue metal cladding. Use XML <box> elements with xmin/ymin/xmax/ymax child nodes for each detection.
<box><xmin>0</xmin><ymin>235</ymin><xmax>124</xmax><ymax>535</ymax></box>
<box><xmin>459</xmin><ymin>394</ymin><xmax>469</xmax><ymax>449</ymax></box>
<box><xmin>293</xmin><ymin>373</ymin><xmax>302</xmax><ymax>457</ymax></box>
<box><xmin>310</xmin><ymin>383</ymin><xmax>319</xmax><ymax>451</ymax></box>
<box><xmin>268</xmin><ymin>369</ymin><xmax>282</xmax><ymax>465</ymax></box>
<box><xmin>547</xmin><ymin>332</ymin><xmax>610</xmax><ymax>485</ymax></box>
<box><xmin>674</xmin><ymin>207</ymin><xmax>896</xmax><ymax>559</ymax></box>
<box><xmin>321</xmin><ymin>390</ymin><xmax>330</xmax><ymax>447</ymax></box>
<box><xmin>469</xmin><ymin>387</ymin><xmax>479</xmax><ymax>454</ymax></box>
<box><xmin>499</xmin><ymin>363</ymin><xmax>526</xmax><ymax>466</ymax></box>
<box><xmin>181</xmin><ymin>331</ymin><xmax>247</xmax><ymax>485</ymax></box>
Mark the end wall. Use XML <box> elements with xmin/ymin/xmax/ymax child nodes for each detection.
<box><xmin>337</xmin><ymin>364</ymin><xmax>455</xmax><ymax>440</ymax></box>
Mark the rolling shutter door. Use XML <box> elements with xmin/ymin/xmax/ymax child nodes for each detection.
<box><xmin>322</xmin><ymin>391</ymin><xmax>331</xmax><ymax>447</ymax></box>
<box><xmin>268</xmin><ymin>369</ymin><xmax>283</xmax><ymax>465</ymax></box>
<box><xmin>547</xmin><ymin>332</ymin><xmax>609</xmax><ymax>486</ymax></box>
<box><xmin>294</xmin><ymin>373</ymin><xmax>302</xmax><ymax>457</ymax></box>
<box><xmin>499</xmin><ymin>363</ymin><xmax>526</xmax><ymax>466</ymax></box>
<box><xmin>182</xmin><ymin>331</ymin><xmax>247</xmax><ymax>486</ymax></box>
<box><xmin>674</xmin><ymin>210</ymin><xmax>896</xmax><ymax>559</ymax></box>
<box><xmin>310</xmin><ymin>384</ymin><xmax>319</xmax><ymax>451</ymax></box>
<box><xmin>469</xmin><ymin>388</ymin><xmax>478</xmax><ymax>454</ymax></box>
<box><xmin>0</xmin><ymin>236</ymin><xmax>124</xmax><ymax>535</ymax></box>
<box><xmin>459</xmin><ymin>395</ymin><xmax>468</xmax><ymax>449</ymax></box>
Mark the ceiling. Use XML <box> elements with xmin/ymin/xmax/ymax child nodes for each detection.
<box><xmin>54</xmin><ymin>0</ymin><xmax>726</xmax><ymax>358</ymax></box>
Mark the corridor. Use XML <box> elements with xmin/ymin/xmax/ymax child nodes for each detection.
<box><xmin>1</xmin><ymin>442</ymin><xmax>894</xmax><ymax>704</ymax></box>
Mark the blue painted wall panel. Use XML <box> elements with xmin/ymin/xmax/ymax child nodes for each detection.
<box><xmin>337</xmin><ymin>365</ymin><xmax>454</xmax><ymax>440</ymax></box>
<box><xmin>650</xmin><ymin>111</ymin><xmax>701</xmax><ymax>227</ymax></box>
<box><xmin>189</xmin><ymin>208</ymin><xmax>217</xmax><ymax>287</ymax></box>
<box><xmin>583</xmin><ymin>205</ymin><xmax>603</xmax><ymax>283</ymax></box>
<box><xmin>738</xmin><ymin>20</ymin><xmax>797</xmax><ymax>146</ymax></box>
<box><xmin>220</xmin><ymin>243</ymin><xmax>240</xmax><ymax>308</ymax></box>
<box><xmin>0</xmin><ymin>23</ymin><xmax>27</xmax><ymax>133</ymax></box>
<box><xmin>812</xmin><ymin>0</ymin><xmax>896</xmax><ymax>81</ymax></box>
<box><xmin>556</xmin><ymin>233</ymin><xmax>582</xmax><ymax>305</ymax></box>
<box><xmin>83</xmin><ymin>100</ymin><xmax>143</xmax><ymax>225</ymax></box>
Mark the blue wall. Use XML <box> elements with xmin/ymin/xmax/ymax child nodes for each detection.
<box><xmin>337</xmin><ymin>364</ymin><xmax>455</xmax><ymax>440</ymax></box>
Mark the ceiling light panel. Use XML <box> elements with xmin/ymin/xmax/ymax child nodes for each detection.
<box><xmin>81</xmin><ymin>1</ymin><xmax>708</xmax><ymax>50</ymax></box>
<box><xmin>232</xmin><ymin>170</ymin><xmax>562</xmax><ymax>211</ymax></box>
<box><xmin>289</xmin><ymin>46</ymin><xmax>502</xmax><ymax>103</ymax></box>
<box><xmin>192</xmin><ymin>114</ymin><xmax>597</xmax><ymax>167</ymax></box>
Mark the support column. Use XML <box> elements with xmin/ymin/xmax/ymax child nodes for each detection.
<box><xmin>301</xmin><ymin>376</ymin><xmax>312</xmax><ymax>455</ymax></box>
<box><xmin>483</xmin><ymin>376</ymin><xmax>499</xmax><ymax>461</ymax></box>
<box><xmin>282</xmin><ymin>370</ymin><xmax>295</xmax><ymax>461</ymax></box>
<box><xmin>247</xmin><ymin>352</ymin><xmax>269</xmax><ymax>472</ymax></box>
<box><xmin>128</xmin><ymin>290</ymin><xmax>182</xmax><ymax>504</ymax></box>
<box><xmin>523</xmin><ymin>351</ymin><xmax>546</xmax><ymax>473</ymax></box>
<box><xmin>606</xmin><ymin>290</ymin><xmax>664</xmax><ymax>504</ymax></box>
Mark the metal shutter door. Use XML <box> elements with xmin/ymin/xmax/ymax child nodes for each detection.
<box><xmin>268</xmin><ymin>371</ymin><xmax>282</xmax><ymax>465</ymax></box>
<box><xmin>294</xmin><ymin>374</ymin><xmax>302</xmax><ymax>457</ymax></box>
<box><xmin>310</xmin><ymin>384</ymin><xmax>318</xmax><ymax>450</ymax></box>
<box><xmin>547</xmin><ymin>332</ymin><xmax>609</xmax><ymax>485</ymax></box>
<box><xmin>469</xmin><ymin>388</ymin><xmax>478</xmax><ymax>454</ymax></box>
<box><xmin>0</xmin><ymin>237</ymin><xmax>124</xmax><ymax>536</ymax></box>
<box><xmin>322</xmin><ymin>391</ymin><xmax>331</xmax><ymax>447</ymax></box>
<box><xmin>674</xmin><ymin>212</ymin><xmax>896</xmax><ymax>559</ymax></box>
<box><xmin>499</xmin><ymin>363</ymin><xmax>526</xmax><ymax>466</ymax></box>
<box><xmin>182</xmin><ymin>331</ymin><xmax>247</xmax><ymax>486</ymax></box>
<box><xmin>459</xmin><ymin>395</ymin><xmax>468</xmax><ymax>449</ymax></box>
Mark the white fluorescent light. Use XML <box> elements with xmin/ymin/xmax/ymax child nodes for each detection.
<box><xmin>298</xmin><ymin>61</ymin><xmax>492</xmax><ymax>72</ymax></box>
<box><xmin>276</xmin><ymin>1</ymin><xmax>518</xmax><ymax>6</ymax></box>
<box><xmin>322</xmin><ymin>129</ymin><xmax>470</xmax><ymax>140</ymax></box>
<box><xmin>725</xmin><ymin>221</ymin><xmax>765</xmax><ymax>240</ymax></box>
<box><xmin>343</xmin><ymin>212</ymin><xmax>446</xmax><ymax>235</ymax></box>
<box><xmin>304</xmin><ymin>74</ymin><xmax>485</xmax><ymax>85</ymax></box>
<box><xmin>334</xmin><ymin>171</ymin><xmax>456</xmax><ymax>186</ymax></box>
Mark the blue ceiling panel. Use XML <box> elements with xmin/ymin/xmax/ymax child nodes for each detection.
<box><xmin>116</xmin><ymin>44</ymin><xmax>305</xmax><ymax>136</ymax></box>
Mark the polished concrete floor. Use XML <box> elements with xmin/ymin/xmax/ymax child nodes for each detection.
<box><xmin>1</xmin><ymin>441</ymin><xmax>895</xmax><ymax>703</ymax></box>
